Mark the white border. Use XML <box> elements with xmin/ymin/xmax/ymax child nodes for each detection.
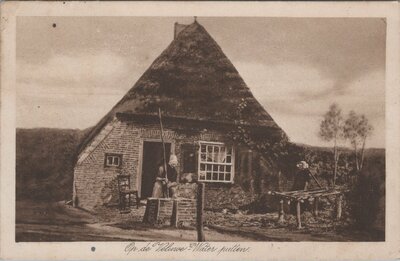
<box><xmin>1</xmin><ymin>1</ymin><xmax>399</xmax><ymax>260</ymax></box>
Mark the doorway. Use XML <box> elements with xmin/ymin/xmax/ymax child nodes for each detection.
<box><xmin>140</xmin><ymin>141</ymin><xmax>171</xmax><ymax>198</ymax></box>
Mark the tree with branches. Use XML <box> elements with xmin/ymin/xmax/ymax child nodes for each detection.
<box><xmin>343</xmin><ymin>111</ymin><xmax>373</xmax><ymax>172</ymax></box>
<box><xmin>319</xmin><ymin>103</ymin><xmax>344</xmax><ymax>186</ymax></box>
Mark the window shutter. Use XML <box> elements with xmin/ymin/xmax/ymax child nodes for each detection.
<box><xmin>181</xmin><ymin>143</ymin><xmax>197</xmax><ymax>173</ymax></box>
<box><xmin>237</xmin><ymin>147</ymin><xmax>253</xmax><ymax>190</ymax></box>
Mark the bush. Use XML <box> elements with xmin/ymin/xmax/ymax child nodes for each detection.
<box><xmin>16</xmin><ymin>128</ymin><xmax>88</xmax><ymax>201</ymax></box>
<box><xmin>349</xmin><ymin>156</ymin><xmax>385</xmax><ymax>232</ymax></box>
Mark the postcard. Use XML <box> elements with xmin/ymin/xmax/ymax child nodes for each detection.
<box><xmin>1</xmin><ymin>1</ymin><xmax>399</xmax><ymax>260</ymax></box>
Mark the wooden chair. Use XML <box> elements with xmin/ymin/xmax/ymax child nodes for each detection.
<box><xmin>117</xmin><ymin>174</ymin><xmax>140</xmax><ymax>210</ymax></box>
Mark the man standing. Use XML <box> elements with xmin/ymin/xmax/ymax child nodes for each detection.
<box><xmin>292</xmin><ymin>161</ymin><xmax>312</xmax><ymax>191</ymax></box>
<box><xmin>290</xmin><ymin>161</ymin><xmax>312</xmax><ymax>214</ymax></box>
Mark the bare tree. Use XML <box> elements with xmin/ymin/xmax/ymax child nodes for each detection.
<box><xmin>343</xmin><ymin>111</ymin><xmax>373</xmax><ymax>171</ymax></box>
<box><xmin>319</xmin><ymin>103</ymin><xmax>344</xmax><ymax>186</ymax></box>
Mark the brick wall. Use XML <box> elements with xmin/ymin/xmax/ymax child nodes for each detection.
<box><xmin>73</xmin><ymin>117</ymin><xmax>233</xmax><ymax>211</ymax></box>
<box><xmin>143</xmin><ymin>198</ymin><xmax>196</xmax><ymax>227</ymax></box>
<box><xmin>173</xmin><ymin>199</ymin><xmax>197</xmax><ymax>227</ymax></box>
<box><xmin>143</xmin><ymin>198</ymin><xmax>174</xmax><ymax>226</ymax></box>
<box><xmin>73</xmin><ymin>119</ymin><xmax>141</xmax><ymax>210</ymax></box>
<box><xmin>143</xmin><ymin>198</ymin><xmax>158</xmax><ymax>224</ymax></box>
<box><xmin>73</xmin><ymin>116</ymin><xmax>270</xmax><ymax>212</ymax></box>
<box><xmin>158</xmin><ymin>198</ymin><xmax>174</xmax><ymax>225</ymax></box>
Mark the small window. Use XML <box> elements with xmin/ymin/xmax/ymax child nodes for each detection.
<box><xmin>104</xmin><ymin>153</ymin><xmax>122</xmax><ymax>167</ymax></box>
<box><xmin>197</xmin><ymin>142</ymin><xmax>234</xmax><ymax>183</ymax></box>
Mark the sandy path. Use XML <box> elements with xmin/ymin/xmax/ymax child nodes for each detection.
<box><xmin>16</xmin><ymin>222</ymin><xmax>252</xmax><ymax>242</ymax></box>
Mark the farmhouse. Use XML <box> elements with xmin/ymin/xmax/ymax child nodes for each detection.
<box><xmin>73</xmin><ymin>21</ymin><xmax>288</xmax><ymax>212</ymax></box>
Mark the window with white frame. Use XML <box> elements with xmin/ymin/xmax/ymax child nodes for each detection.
<box><xmin>198</xmin><ymin>142</ymin><xmax>234</xmax><ymax>183</ymax></box>
<box><xmin>104</xmin><ymin>153</ymin><xmax>122</xmax><ymax>168</ymax></box>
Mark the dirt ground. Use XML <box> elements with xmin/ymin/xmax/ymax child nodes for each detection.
<box><xmin>16</xmin><ymin>200</ymin><xmax>251</xmax><ymax>242</ymax></box>
<box><xmin>16</xmin><ymin>199</ymin><xmax>383</xmax><ymax>242</ymax></box>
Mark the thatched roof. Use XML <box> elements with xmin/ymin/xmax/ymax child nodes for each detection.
<box><xmin>79</xmin><ymin>21</ymin><xmax>286</xmax><ymax>153</ymax></box>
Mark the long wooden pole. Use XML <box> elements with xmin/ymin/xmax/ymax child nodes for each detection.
<box><xmin>360</xmin><ymin>137</ymin><xmax>366</xmax><ymax>170</ymax></box>
<box><xmin>158</xmin><ymin>108</ymin><xmax>169</xmax><ymax>198</ymax></box>
<box><xmin>309</xmin><ymin>171</ymin><xmax>323</xmax><ymax>189</ymax></box>
<box><xmin>296</xmin><ymin>200</ymin><xmax>302</xmax><ymax>229</ymax></box>
<box><xmin>197</xmin><ymin>182</ymin><xmax>205</xmax><ymax>241</ymax></box>
<box><xmin>333</xmin><ymin>137</ymin><xmax>338</xmax><ymax>186</ymax></box>
<box><xmin>336</xmin><ymin>194</ymin><xmax>343</xmax><ymax>220</ymax></box>
<box><xmin>278</xmin><ymin>199</ymin><xmax>285</xmax><ymax>223</ymax></box>
<box><xmin>313</xmin><ymin>197</ymin><xmax>319</xmax><ymax>217</ymax></box>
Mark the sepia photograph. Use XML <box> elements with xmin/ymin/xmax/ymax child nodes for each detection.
<box><xmin>15</xmin><ymin>16</ymin><xmax>386</xmax><ymax>242</ymax></box>
<box><xmin>1</xmin><ymin>1</ymin><xmax>399</xmax><ymax>260</ymax></box>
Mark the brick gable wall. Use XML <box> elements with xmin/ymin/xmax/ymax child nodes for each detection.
<box><xmin>73</xmin><ymin>117</ymin><xmax>240</xmax><ymax>211</ymax></box>
<box><xmin>73</xmin><ymin>119</ymin><xmax>141</xmax><ymax>210</ymax></box>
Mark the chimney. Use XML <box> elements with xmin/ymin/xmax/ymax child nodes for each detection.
<box><xmin>174</xmin><ymin>22</ymin><xmax>188</xmax><ymax>39</ymax></box>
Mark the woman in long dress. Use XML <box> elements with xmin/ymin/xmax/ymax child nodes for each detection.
<box><xmin>151</xmin><ymin>154</ymin><xmax>178</xmax><ymax>198</ymax></box>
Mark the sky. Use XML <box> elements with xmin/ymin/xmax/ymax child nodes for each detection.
<box><xmin>16</xmin><ymin>17</ymin><xmax>386</xmax><ymax>148</ymax></box>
